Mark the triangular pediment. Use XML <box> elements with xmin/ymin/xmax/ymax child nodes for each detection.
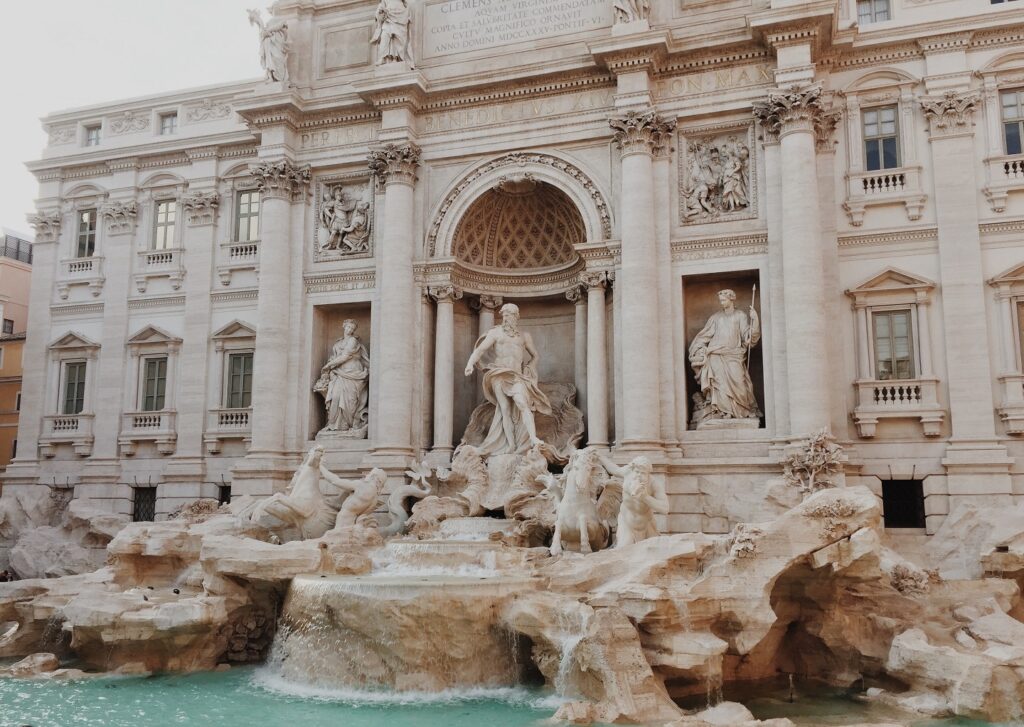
<box><xmin>126</xmin><ymin>324</ymin><xmax>182</xmax><ymax>346</ymax></box>
<box><xmin>989</xmin><ymin>262</ymin><xmax>1024</xmax><ymax>286</ymax></box>
<box><xmin>48</xmin><ymin>330</ymin><xmax>100</xmax><ymax>351</ymax></box>
<box><xmin>847</xmin><ymin>267</ymin><xmax>936</xmax><ymax>296</ymax></box>
<box><xmin>211</xmin><ymin>319</ymin><xmax>256</xmax><ymax>340</ymax></box>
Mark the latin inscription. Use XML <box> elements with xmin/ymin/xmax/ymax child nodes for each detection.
<box><xmin>423</xmin><ymin>0</ymin><xmax>612</xmax><ymax>59</ymax></box>
<box><xmin>656</xmin><ymin>64</ymin><xmax>773</xmax><ymax>100</ymax></box>
<box><xmin>422</xmin><ymin>88</ymin><xmax>615</xmax><ymax>133</ymax></box>
<box><xmin>300</xmin><ymin>124</ymin><xmax>376</xmax><ymax>150</ymax></box>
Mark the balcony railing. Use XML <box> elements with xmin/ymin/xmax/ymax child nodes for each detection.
<box><xmin>57</xmin><ymin>256</ymin><xmax>105</xmax><ymax>299</ymax></box>
<box><xmin>844</xmin><ymin>166</ymin><xmax>925</xmax><ymax>226</ymax></box>
<box><xmin>119</xmin><ymin>409</ymin><xmax>177</xmax><ymax>455</ymax></box>
<box><xmin>204</xmin><ymin>407</ymin><xmax>252</xmax><ymax>454</ymax></box>
<box><xmin>852</xmin><ymin>377</ymin><xmax>945</xmax><ymax>438</ymax></box>
<box><xmin>134</xmin><ymin>248</ymin><xmax>184</xmax><ymax>293</ymax></box>
<box><xmin>998</xmin><ymin>373</ymin><xmax>1024</xmax><ymax>435</ymax></box>
<box><xmin>39</xmin><ymin>413</ymin><xmax>94</xmax><ymax>457</ymax></box>
<box><xmin>984</xmin><ymin>155</ymin><xmax>1024</xmax><ymax>212</ymax></box>
<box><xmin>217</xmin><ymin>239</ymin><xmax>260</xmax><ymax>286</ymax></box>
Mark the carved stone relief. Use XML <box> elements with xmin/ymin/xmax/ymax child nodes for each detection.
<box><xmin>47</xmin><ymin>125</ymin><xmax>76</xmax><ymax>146</ymax></box>
<box><xmin>313</xmin><ymin>174</ymin><xmax>375</xmax><ymax>261</ymax></box>
<box><xmin>679</xmin><ymin>123</ymin><xmax>757</xmax><ymax>224</ymax></box>
<box><xmin>108</xmin><ymin>111</ymin><xmax>149</xmax><ymax>135</ymax></box>
<box><xmin>185</xmin><ymin>99</ymin><xmax>232</xmax><ymax>123</ymax></box>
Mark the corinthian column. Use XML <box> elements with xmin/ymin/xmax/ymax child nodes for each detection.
<box><xmin>247</xmin><ymin>160</ymin><xmax>310</xmax><ymax>464</ymax></box>
<box><xmin>368</xmin><ymin>143</ymin><xmax>421</xmax><ymax>457</ymax></box>
<box><xmin>583</xmin><ymin>271</ymin><xmax>610</xmax><ymax>447</ymax></box>
<box><xmin>430</xmin><ymin>284</ymin><xmax>462</xmax><ymax>455</ymax></box>
<box><xmin>753</xmin><ymin>85</ymin><xmax>835</xmax><ymax>438</ymax></box>
<box><xmin>652</xmin><ymin>118</ymin><xmax>679</xmax><ymax>449</ymax></box>
<box><xmin>610</xmin><ymin>110</ymin><xmax>663</xmax><ymax>450</ymax></box>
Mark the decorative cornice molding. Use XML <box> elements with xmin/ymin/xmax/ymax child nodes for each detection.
<box><xmin>367</xmin><ymin>143</ymin><xmax>421</xmax><ymax>186</ymax></box>
<box><xmin>127</xmin><ymin>294</ymin><xmax>186</xmax><ymax>310</ymax></box>
<box><xmin>210</xmin><ymin>288</ymin><xmax>259</xmax><ymax>303</ymax></box>
<box><xmin>919</xmin><ymin>90</ymin><xmax>979</xmax><ymax>137</ymax></box>
<box><xmin>837</xmin><ymin>227</ymin><xmax>939</xmax><ymax>249</ymax></box>
<box><xmin>670</xmin><ymin>232</ymin><xmax>768</xmax><ymax>261</ymax></box>
<box><xmin>249</xmin><ymin>159</ymin><xmax>311</xmax><ymax>201</ymax></box>
<box><xmin>303</xmin><ymin>268</ymin><xmax>376</xmax><ymax>294</ymax></box>
<box><xmin>50</xmin><ymin>301</ymin><xmax>104</xmax><ymax>317</ymax></box>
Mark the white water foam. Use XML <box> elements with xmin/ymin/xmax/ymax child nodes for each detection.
<box><xmin>250</xmin><ymin>668</ymin><xmax>568</xmax><ymax>710</ymax></box>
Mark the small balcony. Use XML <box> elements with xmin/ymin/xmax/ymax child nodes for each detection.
<box><xmin>983</xmin><ymin>155</ymin><xmax>1024</xmax><ymax>213</ymax></box>
<box><xmin>57</xmin><ymin>256</ymin><xmax>105</xmax><ymax>299</ymax></box>
<box><xmin>997</xmin><ymin>373</ymin><xmax>1024</xmax><ymax>435</ymax></box>
<box><xmin>204</xmin><ymin>407</ymin><xmax>252</xmax><ymax>454</ymax></box>
<box><xmin>843</xmin><ymin>166</ymin><xmax>926</xmax><ymax>226</ymax></box>
<box><xmin>134</xmin><ymin>248</ymin><xmax>184</xmax><ymax>293</ymax></box>
<box><xmin>119</xmin><ymin>409</ymin><xmax>177</xmax><ymax>455</ymax></box>
<box><xmin>852</xmin><ymin>377</ymin><xmax>945</xmax><ymax>438</ymax></box>
<box><xmin>217</xmin><ymin>239</ymin><xmax>259</xmax><ymax>286</ymax></box>
<box><xmin>39</xmin><ymin>413</ymin><xmax>94</xmax><ymax>457</ymax></box>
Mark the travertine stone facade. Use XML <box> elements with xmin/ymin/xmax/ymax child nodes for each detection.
<box><xmin>11</xmin><ymin>0</ymin><xmax>1024</xmax><ymax>534</ymax></box>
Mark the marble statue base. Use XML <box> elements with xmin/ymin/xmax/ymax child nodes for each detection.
<box><xmin>696</xmin><ymin>417</ymin><xmax>760</xmax><ymax>431</ymax></box>
<box><xmin>316</xmin><ymin>425</ymin><xmax>368</xmax><ymax>442</ymax></box>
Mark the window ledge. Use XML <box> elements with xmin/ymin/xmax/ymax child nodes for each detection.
<box><xmin>216</xmin><ymin>240</ymin><xmax>260</xmax><ymax>287</ymax></box>
<box><xmin>39</xmin><ymin>413</ymin><xmax>94</xmax><ymax>457</ymax></box>
<box><xmin>204</xmin><ymin>407</ymin><xmax>252</xmax><ymax>454</ymax></box>
<box><xmin>852</xmin><ymin>377</ymin><xmax>945</xmax><ymax>438</ymax></box>
<box><xmin>134</xmin><ymin>249</ymin><xmax>184</xmax><ymax>294</ymax></box>
<box><xmin>983</xmin><ymin>155</ymin><xmax>1024</xmax><ymax>213</ymax></box>
<box><xmin>119</xmin><ymin>410</ymin><xmax>177</xmax><ymax>455</ymax></box>
<box><xmin>58</xmin><ymin>257</ymin><xmax>105</xmax><ymax>300</ymax></box>
<box><xmin>843</xmin><ymin>166</ymin><xmax>926</xmax><ymax>226</ymax></box>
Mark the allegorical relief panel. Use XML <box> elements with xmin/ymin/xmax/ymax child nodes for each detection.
<box><xmin>679</xmin><ymin>123</ymin><xmax>757</xmax><ymax>225</ymax></box>
<box><xmin>314</xmin><ymin>173</ymin><xmax>375</xmax><ymax>262</ymax></box>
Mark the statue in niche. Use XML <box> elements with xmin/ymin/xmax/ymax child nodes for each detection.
<box><xmin>682</xmin><ymin>136</ymin><xmax>750</xmax><ymax>221</ymax></box>
<box><xmin>688</xmin><ymin>289</ymin><xmax>762</xmax><ymax>427</ymax></box>
<box><xmin>597</xmin><ymin>453</ymin><xmax>669</xmax><ymax>547</ymax></box>
<box><xmin>247</xmin><ymin>8</ymin><xmax>290</xmax><ymax>84</ymax></box>
<box><xmin>372</xmin><ymin>0</ymin><xmax>414</xmax><ymax>67</ymax></box>
<box><xmin>238</xmin><ymin>445</ymin><xmax>337</xmax><ymax>542</ymax></box>
<box><xmin>314</xmin><ymin>320</ymin><xmax>369</xmax><ymax>438</ymax></box>
<box><xmin>320</xmin><ymin>186</ymin><xmax>371</xmax><ymax>254</ymax></box>
<box><xmin>613</xmin><ymin>0</ymin><xmax>650</xmax><ymax>23</ymax></box>
<box><xmin>464</xmin><ymin>303</ymin><xmax>552</xmax><ymax>455</ymax></box>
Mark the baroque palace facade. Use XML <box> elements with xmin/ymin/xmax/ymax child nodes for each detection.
<box><xmin>11</xmin><ymin>0</ymin><xmax>1024</xmax><ymax>535</ymax></box>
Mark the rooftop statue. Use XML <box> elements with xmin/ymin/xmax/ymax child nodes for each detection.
<box><xmin>247</xmin><ymin>8</ymin><xmax>289</xmax><ymax>84</ymax></box>
<box><xmin>372</xmin><ymin>0</ymin><xmax>414</xmax><ymax>67</ymax></box>
<box><xmin>613</xmin><ymin>0</ymin><xmax>650</xmax><ymax>23</ymax></box>
<box><xmin>464</xmin><ymin>303</ymin><xmax>552</xmax><ymax>455</ymax></box>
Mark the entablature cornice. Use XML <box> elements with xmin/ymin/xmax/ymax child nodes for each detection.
<box><xmin>588</xmin><ymin>31</ymin><xmax>672</xmax><ymax>75</ymax></box>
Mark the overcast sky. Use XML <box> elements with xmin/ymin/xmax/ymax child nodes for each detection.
<box><xmin>0</xmin><ymin>1</ymin><xmax>263</xmax><ymax>237</ymax></box>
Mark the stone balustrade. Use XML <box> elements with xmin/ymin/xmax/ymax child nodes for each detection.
<box><xmin>997</xmin><ymin>373</ymin><xmax>1024</xmax><ymax>435</ymax></box>
<box><xmin>844</xmin><ymin>166</ymin><xmax>926</xmax><ymax>226</ymax></box>
<box><xmin>852</xmin><ymin>377</ymin><xmax>945</xmax><ymax>438</ymax></box>
<box><xmin>134</xmin><ymin>248</ymin><xmax>184</xmax><ymax>293</ymax></box>
<box><xmin>983</xmin><ymin>154</ymin><xmax>1024</xmax><ymax>212</ymax></box>
<box><xmin>118</xmin><ymin>409</ymin><xmax>177</xmax><ymax>455</ymax></box>
<box><xmin>57</xmin><ymin>256</ymin><xmax>105</xmax><ymax>299</ymax></box>
<box><xmin>217</xmin><ymin>239</ymin><xmax>260</xmax><ymax>286</ymax></box>
<box><xmin>204</xmin><ymin>407</ymin><xmax>253</xmax><ymax>454</ymax></box>
<box><xmin>39</xmin><ymin>413</ymin><xmax>94</xmax><ymax>457</ymax></box>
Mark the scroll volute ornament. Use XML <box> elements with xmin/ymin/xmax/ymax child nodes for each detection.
<box><xmin>368</xmin><ymin>142</ymin><xmax>422</xmax><ymax>186</ymax></box>
<box><xmin>250</xmin><ymin>159</ymin><xmax>312</xmax><ymax>201</ymax></box>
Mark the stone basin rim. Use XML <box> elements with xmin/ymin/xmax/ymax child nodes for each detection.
<box><xmin>293</xmin><ymin>574</ymin><xmax>541</xmax><ymax>586</ymax></box>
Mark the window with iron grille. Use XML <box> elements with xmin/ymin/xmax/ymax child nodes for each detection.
<box><xmin>76</xmin><ymin>209</ymin><xmax>97</xmax><ymax>258</ymax></box>
<box><xmin>141</xmin><ymin>356</ymin><xmax>168</xmax><ymax>411</ymax></box>
<box><xmin>857</xmin><ymin>0</ymin><xmax>890</xmax><ymax>24</ymax></box>
<box><xmin>881</xmin><ymin>480</ymin><xmax>926</xmax><ymax>528</ymax></box>
<box><xmin>62</xmin><ymin>361</ymin><xmax>87</xmax><ymax>415</ymax></box>
<box><xmin>132</xmin><ymin>487</ymin><xmax>156</xmax><ymax>522</ymax></box>
<box><xmin>226</xmin><ymin>352</ymin><xmax>254</xmax><ymax>409</ymax></box>
<box><xmin>235</xmin><ymin>190</ymin><xmax>260</xmax><ymax>242</ymax></box>
<box><xmin>872</xmin><ymin>309</ymin><xmax>914</xmax><ymax>380</ymax></box>
<box><xmin>153</xmin><ymin>200</ymin><xmax>177</xmax><ymax>250</ymax></box>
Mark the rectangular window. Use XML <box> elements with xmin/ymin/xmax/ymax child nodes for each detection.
<box><xmin>132</xmin><ymin>488</ymin><xmax>156</xmax><ymax>522</ymax></box>
<box><xmin>141</xmin><ymin>356</ymin><xmax>168</xmax><ymax>412</ymax></box>
<box><xmin>226</xmin><ymin>352</ymin><xmax>254</xmax><ymax>409</ymax></box>
<box><xmin>84</xmin><ymin>124</ymin><xmax>101</xmax><ymax>147</ymax></box>
<box><xmin>863</xmin><ymin>106</ymin><xmax>900</xmax><ymax>171</ymax></box>
<box><xmin>218</xmin><ymin>484</ymin><xmax>232</xmax><ymax>506</ymax></box>
<box><xmin>857</xmin><ymin>0</ymin><xmax>890</xmax><ymax>24</ymax></box>
<box><xmin>62</xmin><ymin>361</ymin><xmax>87</xmax><ymax>415</ymax></box>
<box><xmin>2</xmin><ymin>319</ymin><xmax>13</xmax><ymax>335</ymax></box>
<box><xmin>76</xmin><ymin>209</ymin><xmax>97</xmax><ymax>258</ymax></box>
<box><xmin>235</xmin><ymin>190</ymin><xmax>260</xmax><ymax>242</ymax></box>
<box><xmin>153</xmin><ymin>200</ymin><xmax>177</xmax><ymax>250</ymax></box>
<box><xmin>15</xmin><ymin>391</ymin><xmax>21</xmax><ymax>411</ymax></box>
<box><xmin>873</xmin><ymin>309</ymin><xmax>915</xmax><ymax>380</ymax></box>
<box><xmin>159</xmin><ymin>112</ymin><xmax>177</xmax><ymax>135</ymax></box>
<box><xmin>881</xmin><ymin>479</ymin><xmax>926</xmax><ymax>528</ymax></box>
<box><xmin>1001</xmin><ymin>90</ymin><xmax>1024</xmax><ymax>155</ymax></box>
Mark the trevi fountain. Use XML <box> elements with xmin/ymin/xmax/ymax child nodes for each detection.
<box><xmin>4</xmin><ymin>0</ymin><xmax>1024</xmax><ymax>725</ymax></box>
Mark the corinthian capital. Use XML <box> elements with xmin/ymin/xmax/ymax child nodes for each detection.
<box><xmin>179</xmin><ymin>190</ymin><xmax>220</xmax><ymax>226</ymax></box>
<box><xmin>428</xmin><ymin>284</ymin><xmax>462</xmax><ymax>303</ymax></box>
<box><xmin>610</xmin><ymin>110</ymin><xmax>667</xmax><ymax>157</ymax></box>
<box><xmin>250</xmin><ymin>159</ymin><xmax>311</xmax><ymax>201</ymax></box>
<box><xmin>581</xmin><ymin>270</ymin><xmax>610</xmax><ymax>290</ymax></box>
<box><xmin>368</xmin><ymin>143</ymin><xmax>422</xmax><ymax>186</ymax></box>
<box><xmin>752</xmin><ymin>83</ymin><xmax>830</xmax><ymax>141</ymax></box>
<box><xmin>919</xmin><ymin>90</ymin><xmax>979</xmax><ymax>137</ymax></box>
<box><xmin>652</xmin><ymin>117</ymin><xmax>678</xmax><ymax>159</ymax></box>
<box><xmin>29</xmin><ymin>210</ymin><xmax>62</xmax><ymax>244</ymax></box>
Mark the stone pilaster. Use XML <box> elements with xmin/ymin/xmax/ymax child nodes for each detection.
<box><xmin>919</xmin><ymin>89</ymin><xmax>1012</xmax><ymax>505</ymax></box>
<box><xmin>583</xmin><ymin>271</ymin><xmax>610</xmax><ymax>448</ymax></box>
<box><xmin>610</xmin><ymin>110</ymin><xmax>663</xmax><ymax>450</ymax></box>
<box><xmin>566</xmin><ymin>286</ymin><xmax>588</xmax><ymax>422</ymax></box>
<box><xmin>237</xmin><ymin>159</ymin><xmax>309</xmax><ymax>495</ymax></box>
<box><xmin>368</xmin><ymin>142</ymin><xmax>421</xmax><ymax>458</ymax></box>
<box><xmin>652</xmin><ymin>117</ymin><xmax>680</xmax><ymax>452</ymax></box>
<box><xmin>429</xmin><ymin>284</ymin><xmax>462</xmax><ymax>455</ymax></box>
<box><xmin>753</xmin><ymin>84</ymin><xmax>833</xmax><ymax>438</ymax></box>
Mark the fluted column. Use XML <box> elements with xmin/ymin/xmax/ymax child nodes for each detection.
<box><xmin>610</xmin><ymin>110</ymin><xmax>663</xmax><ymax>449</ymax></box>
<box><xmin>248</xmin><ymin>160</ymin><xmax>309</xmax><ymax>459</ymax></box>
<box><xmin>430</xmin><ymin>284</ymin><xmax>461</xmax><ymax>454</ymax></box>
<box><xmin>368</xmin><ymin>143</ymin><xmax>421</xmax><ymax>456</ymax></box>
<box><xmin>567</xmin><ymin>286</ymin><xmax>587</xmax><ymax>420</ymax></box>
<box><xmin>583</xmin><ymin>271</ymin><xmax>609</xmax><ymax>447</ymax></box>
<box><xmin>753</xmin><ymin>85</ymin><xmax>836</xmax><ymax>438</ymax></box>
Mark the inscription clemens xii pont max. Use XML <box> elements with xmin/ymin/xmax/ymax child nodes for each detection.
<box><xmin>424</xmin><ymin>0</ymin><xmax>613</xmax><ymax>58</ymax></box>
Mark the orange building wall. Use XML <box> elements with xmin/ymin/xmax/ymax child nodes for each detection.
<box><xmin>0</xmin><ymin>338</ymin><xmax>25</xmax><ymax>469</ymax></box>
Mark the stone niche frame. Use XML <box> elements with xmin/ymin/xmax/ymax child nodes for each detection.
<box><xmin>681</xmin><ymin>270</ymin><xmax>765</xmax><ymax>431</ymax></box>
<box><xmin>308</xmin><ymin>302</ymin><xmax>373</xmax><ymax>445</ymax></box>
<box><xmin>677</xmin><ymin>120</ymin><xmax>758</xmax><ymax>226</ymax></box>
<box><xmin>312</xmin><ymin>171</ymin><xmax>376</xmax><ymax>263</ymax></box>
<box><xmin>988</xmin><ymin>262</ymin><xmax>1024</xmax><ymax>434</ymax></box>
